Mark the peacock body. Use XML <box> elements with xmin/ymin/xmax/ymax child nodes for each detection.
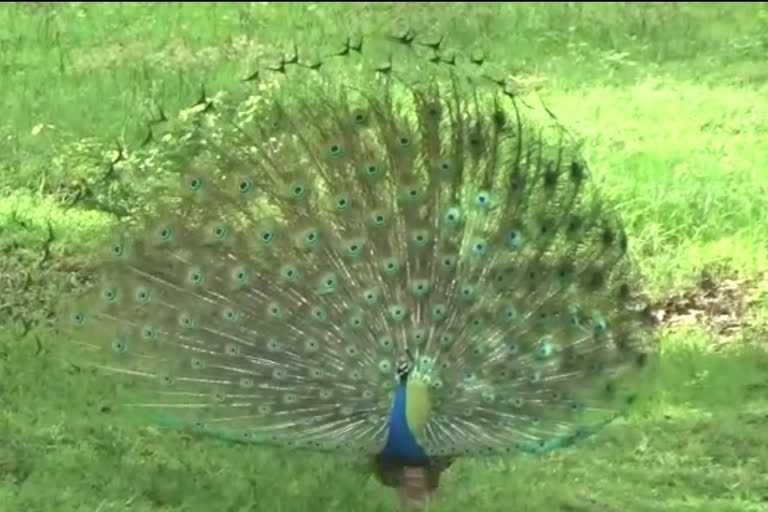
<box><xmin>60</xmin><ymin>31</ymin><xmax>658</xmax><ymax>505</ymax></box>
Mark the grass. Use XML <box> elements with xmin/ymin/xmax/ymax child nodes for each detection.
<box><xmin>2</xmin><ymin>2</ymin><xmax>768</xmax><ymax>511</ymax></box>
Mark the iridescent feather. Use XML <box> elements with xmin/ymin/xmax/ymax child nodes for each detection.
<box><xmin>58</xmin><ymin>31</ymin><xmax>658</xmax><ymax>508</ymax></box>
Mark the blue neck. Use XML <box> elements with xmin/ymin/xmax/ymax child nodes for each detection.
<box><xmin>379</xmin><ymin>382</ymin><xmax>429</xmax><ymax>465</ymax></box>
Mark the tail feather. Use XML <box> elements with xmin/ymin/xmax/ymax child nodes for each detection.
<box><xmin>59</xmin><ymin>31</ymin><xmax>658</xmax><ymax>460</ymax></box>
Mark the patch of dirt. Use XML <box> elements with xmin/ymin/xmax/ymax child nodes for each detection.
<box><xmin>650</xmin><ymin>268</ymin><xmax>767</xmax><ymax>348</ymax></box>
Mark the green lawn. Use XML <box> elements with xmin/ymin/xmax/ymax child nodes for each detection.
<box><xmin>2</xmin><ymin>3</ymin><xmax>768</xmax><ymax>511</ymax></box>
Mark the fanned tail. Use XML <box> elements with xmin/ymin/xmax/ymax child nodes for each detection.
<box><xmin>58</xmin><ymin>30</ymin><xmax>659</xmax><ymax>471</ymax></box>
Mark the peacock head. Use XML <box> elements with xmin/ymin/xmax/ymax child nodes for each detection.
<box><xmin>396</xmin><ymin>359</ymin><xmax>411</xmax><ymax>384</ymax></box>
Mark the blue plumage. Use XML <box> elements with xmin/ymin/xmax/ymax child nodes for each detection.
<box><xmin>380</xmin><ymin>384</ymin><xmax>429</xmax><ymax>466</ymax></box>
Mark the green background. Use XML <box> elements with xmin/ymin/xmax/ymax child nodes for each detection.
<box><xmin>2</xmin><ymin>3</ymin><xmax>767</xmax><ymax>511</ymax></box>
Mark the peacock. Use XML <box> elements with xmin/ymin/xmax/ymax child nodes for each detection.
<box><xmin>58</xmin><ymin>31</ymin><xmax>658</xmax><ymax>510</ymax></box>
